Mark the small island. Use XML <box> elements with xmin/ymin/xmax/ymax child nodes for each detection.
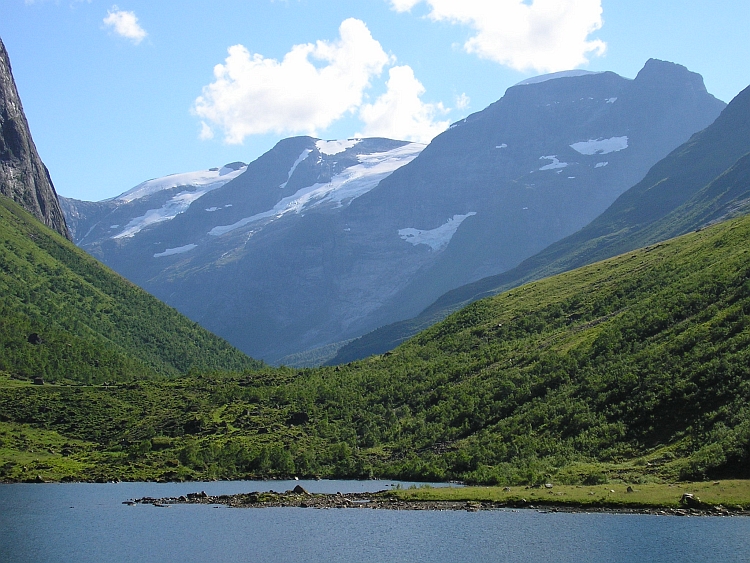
<box><xmin>128</xmin><ymin>481</ymin><xmax>750</xmax><ymax>516</ymax></box>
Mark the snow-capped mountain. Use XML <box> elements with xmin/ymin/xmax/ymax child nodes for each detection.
<box><xmin>61</xmin><ymin>162</ymin><xmax>248</xmax><ymax>242</ymax></box>
<box><xmin>62</xmin><ymin>60</ymin><xmax>725</xmax><ymax>364</ymax></box>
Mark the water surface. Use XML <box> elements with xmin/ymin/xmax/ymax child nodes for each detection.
<box><xmin>1</xmin><ymin>481</ymin><xmax>748</xmax><ymax>563</ymax></box>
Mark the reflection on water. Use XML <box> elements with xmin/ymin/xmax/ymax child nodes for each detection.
<box><xmin>1</xmin><ymin>481</ymin><xmax>749</xmax><ymax>563</ymax></box>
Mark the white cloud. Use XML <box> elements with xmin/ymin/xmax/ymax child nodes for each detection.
<box><xmin>455</xmin><ymin>92</ymin><xmax>470</xmax><ymax>110</ymax></box>
<box><xmin>193</xmin><ymin>18</ymin><xmax>391</xmax><ymax>144</ymax></box>
<box><xmin>103</xmin><ymin>5</ymin><xmax>147</xmax><ymax>45</ymax></box>
<box><xmin>357</xmin><ymin>65</ymin><xmax>449</xmax><ymax>143</ymax></box>
<box><xmin>199</xmin><ymin>122</ymin><xmax>214</xmax><ymax>141</ymax></box>
<box><xmin>390</xmin><ymin>0</ymin><xmax>606</xmax><ymax>73</ymax></box>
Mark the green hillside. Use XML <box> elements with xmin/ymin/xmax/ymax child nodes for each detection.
<box><xmin>2</xmin><ymin>212</ymin><xmax>749</xmax><ymax>484</ymax></box>
<box><xmin>0</xmin><ymin>196</ymin><xmax>261</xmax><ymax>385</ymax></box>
<box><xmin>332</xmin><ymin>83</ymin><xmax>750</xmax><ymax>363</ymax></box>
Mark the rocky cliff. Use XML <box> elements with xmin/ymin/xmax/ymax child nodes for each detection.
<box><xmin>0</xmin><ymin>37</ymin><xmax>70</xmax><ymax>240</ymax></box>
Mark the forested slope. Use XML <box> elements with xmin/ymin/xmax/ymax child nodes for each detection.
<box><xmin>2</xmin><ymin>212</ymin><xmax>749</xmax><ymax>484</ymax></box>
<box><xmin>0</xmin><ymin>196</ymin><xmax>261</xmax><ymax>385</ymax></box>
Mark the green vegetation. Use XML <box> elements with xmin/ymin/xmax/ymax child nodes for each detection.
<box><xmin>0</xmin><ymin>197</ymin><xmax>261</xmax><ymax>385</ymax></box>
<box><xmin>2</xmin><ymin>208</ymin><xmax>750</xmax><ymax>485</ymax></box>
<box><xmin>332</xmin><ymin>85</ymin><xmax>750</xmax><ymax>364</ymax></box>
<box><xmin>392</xmin><ymin>481</ymin><xmax>750</xmax><ymax>510</ymax></box>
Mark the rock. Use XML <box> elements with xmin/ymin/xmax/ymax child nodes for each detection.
<box><xmin>292</xmin><ymin>485</ymin><xmax>308</xmax><ymax>495</ymax></box>
<box><xmin>34</xmin><ymin>474</ymin><xmax>45</xmax><ymax>483</ymax></box>
<box><xmin>626</xmin><ymin>486</ymin><xmax>634</xmax><ymax>493</ymax></box>
<box><xmin>0</xmin><ymin>38</ymin><xmax>70</xmax><ymax>239</ymax></box>
<box><xmin>27</xmin><ymin>333</ymin><xmax>42</xmax><ymax>345</ymax></box>
<box><xmin>544</xmin><ymin>483</ymin><xmax>553</xmax><ymax>489</ymax></box>
<box><xmin>681</xmin><ymin>493</ymin><xmax>704</xmax><ymax>508</ymax></box>
<box><xmin>502</xmin><ymin>487</ymin><xmax>511</xmax><ymax>492</ymax></box>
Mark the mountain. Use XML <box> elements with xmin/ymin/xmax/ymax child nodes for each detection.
<box><xmin>0</xmin><ymin>196</ymin><xmax>260</xmax><ymax>384</ymax></box>
<box><xmin>0</xmin><ymin>38</ymin><xmax>70</xmax><ymax>240</ymax></box>
<box><xmin>4</xmin><ymin>212</ymin><xmax>750</xmax><ymax>483</ymax></box>
<box><xmin>334</xmin><ymin>82</ymin><xmax>750</xmax><ymax>363</ymax></box>
<box><xmin>63</xmin><ymin>60</ymin><xmax>724</xmax><ymax>363</ymax></box>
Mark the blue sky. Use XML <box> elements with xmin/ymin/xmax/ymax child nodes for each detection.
<box><xmin>3</xmin><ymin>0</ymin><xmax>749</xmax><ymax>201</ymax></box>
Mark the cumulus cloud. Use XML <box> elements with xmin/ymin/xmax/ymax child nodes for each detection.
<box><xmin>199</xmin><ymin>122</ymin><xmax>214</xmax><ymax>141</ymax></box>
<box><xmin>103</xmin><ymin>5</ymin><xmax>147</xmax><ymax>45</ymax></box>
<box><xmin>455</xmin><ymin>93</ymin><xmax>470</xmax><ymax>110</ymax></box>
<box><xmin>390</xmin><ymin>0</ymin><xmax>606</xmax><ymax>73</ymax></box>
<box><xmin>194</xmin><ymin>18</ymin><xmax>391</xmax><ymax>144</ymax></box>
<box><xmin>357</xmin><ymin>66</ymin><xmax>449</xmax><ymax>143</ymax></box>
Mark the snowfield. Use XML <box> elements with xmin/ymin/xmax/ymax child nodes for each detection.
<box><xmin>280</xmin><ymin>149</ymin><xmax>313</xmax><ymax>189</ymax></box>
<box><xmin>116</xmin><ymin>165</ymin><xmax>246</xmax><ymax>203</ymax></box>
<box><xmin>111</xmin><ymin>165</ymin><xmax>247</xmax><ymax>239</ymax></box>
<box><xmin>570</xmin><ymin>136</ymin><xmax>629</xmax><ymax>155</ymax></box>
<box><xmin>209</xmin><ymin>143</ymin><xmax>425</xmax><ymax>237</ymax></box>
<box><xmin>315</xmin><ymin>139</ymin><xmax>361</xmax><ymax>156</ymax></box>
<box><xmin>153</xmin><ymin>244</ymin><xmax>197</xmax><ymax>258</ymax></box>
<box><xmin>539</xmin><ymin>156</ymin><xmax>569</xmax><ymax>171</ymax></box>
<box><xmin>399</xmin><ymin>212</ymin><xmax>477</xmax><ymax>251</ymax></box>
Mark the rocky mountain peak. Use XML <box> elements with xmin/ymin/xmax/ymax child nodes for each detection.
<box><xmin>635</xmin><ymin>58</ymin><xmax>710</xmax><ymax>94</ymax></box>
<box><xmin>0</xmin><ymin>37</ymin><xmax>70</xmax><ymax>240</ymax></box>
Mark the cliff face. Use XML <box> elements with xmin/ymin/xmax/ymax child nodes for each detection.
<box><xmin>0</xmin><ymin>37</ymin><xmax>70</xmax><ymax>240</ymax></box>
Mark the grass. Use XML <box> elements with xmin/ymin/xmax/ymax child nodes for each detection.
<box><xmin>3</xmin><ymin>208</ymin><xmax>750</xmax><ymax>486</ymax></box>
<box><xmin>0</xmin><ymin>421</ymin><xmax>97</xmax><ymax>482</ymax></box>
<box><xmin>393</xmin><ymin>481</ymin><xmax>750</xmax><ymax>510</ymax></box>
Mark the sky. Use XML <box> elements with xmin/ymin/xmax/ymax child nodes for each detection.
<box><xmin>2</xmin><ymin>0</ymin><xmax>749</xmax><ymax>201</ymax></box>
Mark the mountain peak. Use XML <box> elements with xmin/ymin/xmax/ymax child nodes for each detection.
<box><xmin>0</xmin><ymin>37</ymin><xmax>71</xmax><ymax>240</ymax></box>
<box><xmin>634</xmin><ymin>58</ymin><xmax>709</xmax><ymax>94</ymax></box>
<box><xmin>514</xmin><ymin>69</ymin><xmax>601</xmax><ymax>87</ymax></box>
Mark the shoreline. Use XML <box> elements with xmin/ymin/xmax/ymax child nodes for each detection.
<box><xmin>128</xmin><ymin>489</ymin><xmax>750</xmax><ymax>517</ymax></box>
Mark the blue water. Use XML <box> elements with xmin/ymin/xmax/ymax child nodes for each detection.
<box><xmin>1</xmin><ymin>481</ymin><xmax>749</xmax><ymax>563</ymax></box>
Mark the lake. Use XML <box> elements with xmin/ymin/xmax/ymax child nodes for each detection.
<box><xmin>1</xmin><ymin>480</ymin><xmax>749</xmax><ymax>562</ymax></box>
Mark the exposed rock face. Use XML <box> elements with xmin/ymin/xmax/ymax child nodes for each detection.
<box><xmin>332</xmin><ymin>81</ymin><xmax>750</xmax><ymax>364</ymax></box>
<box><xmin>63</xmin><ymin>60</ymin><xmax>725</xmax><ymax>364</ymax></box>
<box><xmin>0</xmin><ymin>37</ymin><xmax>70</xmax><ymax>240</ymax></box>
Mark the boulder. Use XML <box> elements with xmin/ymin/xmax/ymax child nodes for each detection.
<box><xmin>680</xmin><ymin>493</ymin><xmax>704</xmax><ymax>508</ymax></box>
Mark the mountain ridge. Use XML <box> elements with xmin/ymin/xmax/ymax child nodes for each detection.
<box><xmin>63</xmin><ymin>59</ymin><xmax>725</xmax><ymax>363</ymax></box>
<box><xmin>0</xmin><ymin>37</ymin><xmax>70</xmax><ymax>240</ymax></box>
<box><xmin>332</xmin><ymin>82</ymin><xmax>750</xmax><ymax>364</ymax></box>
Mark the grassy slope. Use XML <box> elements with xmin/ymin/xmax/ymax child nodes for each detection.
<box><xmin>0</xmin><ymin>196</ymin><xmax>261</xmax><ymax>384</ymax></box>
<box><xmin>2</xmin><ymin>213</ymin><xmax>750</xmax><ymax>484</ymax></box>
<box><xmin>393</xmin><ymin>481</ymin><xmax>750</xmax><ymax>511</ymax></box>
<box><xmin>331</xmin><ymin>84</ymin><xmax>750</xmax><ymax>364</ymax></box>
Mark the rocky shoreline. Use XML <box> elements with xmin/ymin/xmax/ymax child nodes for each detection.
<box><xmin>127</xmin><ymin>487</ymin><xmax>750</xmax><ymax>517</ymax></box>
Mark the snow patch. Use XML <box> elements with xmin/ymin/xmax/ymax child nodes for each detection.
<box><xmin>495</xmin><ymin>144</ymin><xmax>508</xmax><ymax>149</ymax></box>
<box><xmin>205</xmin><ymin>207</ymin><xmax>220</xmax><ymax>212</ymax></box>
<box><xmin>539</xmin><ymin>156</ymin><xmax>568</xmax><ymax>171</ymax></box>
<box><xmin>109</xmin><ymin>225</ymin><xmax>119</xmax><ymax>229</ymax></box>
<box><xmin>116</xmin><ymin>166</ymin><xmax>246</xmax><ymax>203</ymax></box>
<box><xmin>399</xmin><ymin>213</ymin><xmax>477</xmax><ymax>251</ymax></box>
<box><xmin>153</xmin><ymin>244</ymin><xmax>197</xmax><ymax>258</ymax></box>
<box><xmin>209</xmin><ymin>143</ymin><xmax>425</xmax><ymax>237</ymax></box>
<box><xmin>595</xmin><ymin>162</ymin><xmax>609</xmax><ymax>168</ymax></box>
<box><xmin>606</xmin><ymin>97</ymin><xmax>618</xmax><ymax>104</ymax></box>
<box><xmin>570</xmin><ymin>136</ymin><xmax>629</xmax><ymax>155</ymax></box>
<box><xmin>516</xmin><ymin>70</ymin><xmax>600</xmax><ymax>86</ymax></box>
<box><xmin>316</xmin><ymin>139</ymin><xmax>361</xmax><ymax>156</ymax></box>
<box><xmin>280</xmin><ymin>149</ymin><xmax>313</xmax><ymax>189</ymax></box>
<box><xmin>113</xmin><ymin>190</ymin><xmax>213</xmax><ymax>239</ymax></box>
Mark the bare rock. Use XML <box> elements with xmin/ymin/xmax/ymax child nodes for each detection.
<box><xmin>0</xmin><ymin>38</ymin><xmax>70</xmax><ymax>239</ymax></box>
